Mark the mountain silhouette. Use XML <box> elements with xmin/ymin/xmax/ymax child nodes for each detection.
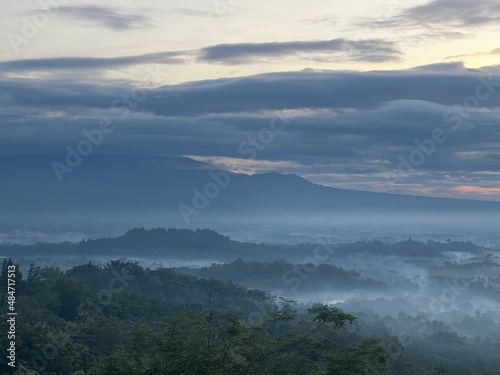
<box><xmin>1</xmin><ymin>154</ymin><xmax>498</xmax><ymax>216</ymax></box>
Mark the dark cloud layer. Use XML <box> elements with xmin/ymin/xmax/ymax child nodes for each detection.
<box><xmin>6</xmin><ymin>62</ymin><xmax>496</xmax><ymax>114</ymax></box>
<box><xmin>1</xmin><ymin>63</ymin><xmax>500</xmax><ymax>196</ymax></box>
<box><xmin>142</xmin><ymin>64</ymin><xmax>500</xmax><ymax>117</ymax></box>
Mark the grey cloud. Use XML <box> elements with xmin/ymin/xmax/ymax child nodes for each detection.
<box><xmin>57</xmin><ymin>5</ymin><xmax>151</xmax><ymax>30</ymax></box>
<box><xmin>362</xmin><ymin>0</ymin><xmax>500</xmax><ymax>41</ymax></box>
<box><xmin>3</xmin><ymin>102</ymin><xmax>500</xmax><ymax>196</ymax></box>
<box><xmin>170</xmin><ymin>8</ymin><xmax>215</xmax><ymax>17</ymax></box>
<box><xmin>3</xmin><ymin>63</ymin><xmax>500</xmax><ymax>117</ymax></box>
<box><xmin>2</xmin><ymin>64</ymin><xmax>500</xmax><ymax>196</ymax></box>
<box><xmin>198</xmin><ymin>39</ymin><xmax>402</xmax><ymax>64</ymax></box>
<box><xmin>0</xmin><ymin>38</ymin><xmax>400</xmax><ymax>73</ymax></box>
<box><xmin>302</xmin><ymin>15</ymin><xmax>338</xmax><ymax>25</ymax></box>
<box><xmin>0</xmin><ymin>52</ymin><xmax>186</xmax><ymax>72</ymax></box>
<box><xmin>140</xmin><ymin>64</ymin><xmax>500</xmax><ymax>117</ymax></box>
<box><xmin>403</xmin><ymin>0</ymin><xmax>500</xmax><ymax>27</ymax></box>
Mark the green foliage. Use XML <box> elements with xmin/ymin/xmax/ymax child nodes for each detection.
<box><xmin>90</xmin><ymin>303</ymin><xmax>390</xmax><ymax>375</ymax></box>
<box><xmin>0</xmin><ymin>257</ymin><xmax>498</xmax><ymax>375</ymax></box>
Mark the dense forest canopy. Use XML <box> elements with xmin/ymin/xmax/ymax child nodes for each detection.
<box><xmin>1</xmin><ymin>229</ymin><xmax>499</xmax><ymax>374</ymax></box>
<box><xmin>0</xmin><ymin>255</ymin><xmax>499</xmax><ymax>375</ymax></box>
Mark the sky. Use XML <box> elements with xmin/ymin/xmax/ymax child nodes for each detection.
<box><xmin>1</xmin><ymin>0</ymin><xmax>500</xmax><ymax>200</ymax></box>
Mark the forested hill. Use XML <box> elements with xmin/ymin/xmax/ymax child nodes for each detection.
<box><xmin>1</xmin><ymin>258</ymin><xmax>500</xmax><ymax>374</ymax></box>
<box><xmin>80</xmin><ymin>227</ymin><xmax>232</xmax><ymax>251</ymax></box>
<box><xmin>0</xmin><ymin>258</ymin><xmax>394</xmax><ymax>375</ymax></box>
<box><xmin>1</xmin><ymin>227</ymin><xmax>494</xmax><ymax>263</ymax></box>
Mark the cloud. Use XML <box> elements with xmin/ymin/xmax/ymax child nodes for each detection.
<box><xmin>2</xmin><ymin>64</ymin><xmax>500</xmax><ymax>198</ymax></box>
<box><xmin>169</xmin><ymin>8</ymin><xmax>215</xmax><ymax>17</ymax></box>
<box><xmin>1</xmin><ymin>62</ymin><xmax>497</xmax><ymax>112</ymax></box>
<box><xmin>454</xmin><ymin>185</ymin><xmax>500</xmax><ymax>194</ymax></box>
<box><xmin>137</xmin><ymin>63</ymin><xmax>499</xmax><ymax>117</ymax></box>
<box><xmin>302</xmin><ymin>15</ymin><xmax>338</xmax><ymax>25</ymax></box>
<box><xmin>0</xmin><ymin>38</ymin><xmax>401</xmax><ymax>74</ymax></box>
<box><xmin>403</xmin><ymin>0</ymin><xmax>500</xmax><ymax>27</ymax></box>
<box><xmin>0</xmin><ymin>52</ymin><xmax>186</xmax><ymax>72</ymax></box>
<box><xmin>362</xmin><ymin>0</ymin><xmax>500</xmax><ymax>42</ymax></box>
<box><xmin>198</xmin><ymin>39</ymin><xmax>402</xmax><ymax>64</ymax></box>
<box><xmin>3</xmin><ymin>62</ymin><xmax>500</xmax><ymax>118</ymax></box>
<box><xmin>57</xmin><ymin>5</ymin><xmax>151</xmax><ymax>30</ymax></box>
<box><xmin>184</xmin><ymin>156</ymin><xmax>305</xmax><ymax>175</ymax></box>
<box><xmin>446</xmin><ymin>48</ymin><xmax>500</xmax><ymax>60</ymax></box>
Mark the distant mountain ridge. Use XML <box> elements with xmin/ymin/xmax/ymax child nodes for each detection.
<box><xmin>1</xmin><ymin>154</ymin><xmax>499</xmax><ymax>216</ymax></box>
<box><xmin>1</xmin><ymin>226</ymin><xmax>493</xmax><ymax>262</ymax></box>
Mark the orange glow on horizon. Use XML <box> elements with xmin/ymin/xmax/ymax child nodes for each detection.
<box><xmin>454</xmin><ymin>185</ymin><xmax>500</xmax><ymax>195</ymax></box>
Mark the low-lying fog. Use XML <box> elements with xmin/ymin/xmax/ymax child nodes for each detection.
<box><xmin>2</xmin><ymin>210</ymin><xmax>499</xmax><ymax>343</ymax></box>
<box><xmin>2</xmin><ymin>210</ymin><xmax>500</xmax><ymax>247</ymax></box>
